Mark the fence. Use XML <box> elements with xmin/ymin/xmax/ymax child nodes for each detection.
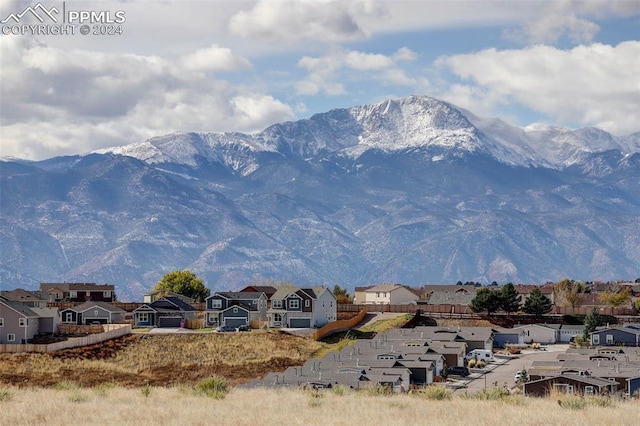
<box><xmin>0</xmin><ymin>324</ymin><xmax>131</xmax><ymax>353</ymax></box>
<box><xmin>311</xmin><ymin>309</ymin><xmax>368</xmax><ymax>340</ymax></box>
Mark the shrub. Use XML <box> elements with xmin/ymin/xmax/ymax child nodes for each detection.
<box><xmin>332</xmin><ymin>384</ymin><xmax>348</xmax><ymax>396</ymax></box>
<box><xmin>364</xmin><ymin>385</ymin><xmax>394</xmax><ymax>396</ymax></box>
<box><xmin>587</xmin><ymin>396</ymin><xmax>614</xmax><ymax>408</ymax></box>
<box><xmin>140</xmin><ymin>385</ymin><xmax>152</xmax><ymax>398</ymax></box>
<box><xmin>465</xmin><ymin>386</ymin><xmax>510</xmax><ymax>400</ymax></box>
<box><xmin>0</xmin><ymin>388</ymin><xmax>12</xmax><ymax>402</ymax></box>
<box><xmin>558</xmin><ymin>398</ymin><xmax>587</xmax><ymax>410</ymax></box>
<box><xmin>54</xmin><ymin>381</ymin><xmax>78</xmax><ymax>391</ymax></box>
<box><xmin>413</xmin><ymin>385</ymin><xmax>452</xmax><ymax>400</ymax></box>
<box><xmin>68</xmin><ymin>392</ymin><xmax>90</xmax><ymax>403</ymax></box>
<box><xmin>467</xmin><ymin>359</ymin><xmax>476</xmax><ymax>368</ymax></box>
<box><xmin>195</xmin><ymin>376</ymin><xmax>229</xmax><ymax>400</ymax></box>
<box><xmin>476</xmin><ymin>360</ymin><xmax>485</xmax><ymax>368</ymax></box>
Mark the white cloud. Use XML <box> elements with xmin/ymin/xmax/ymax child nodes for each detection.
<box><xmin>181</xmin><ymin>44</ymin><xmax>252</xmax><ymax>73</ymax></box>
<box><xmin>0</xmin><ymin>36</ymin><xmax>294</xmax><ymax>160</ymax></box>
<box><xmin>435</xmin><ymin>41</ymin><xmax>640</xmax><ymax>135</ymax></box>
<box><xmin>296</xmin><ymin>47</ymin><xmax>418</xmax><ymax>96</ymax></box>
<box><xmin>229</xmin><ymin>0</ymin><xmax>384</xmax><ymax>43</ymax></box>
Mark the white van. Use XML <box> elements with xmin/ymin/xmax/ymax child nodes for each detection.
<box><xmin>464</xmin><ymin>349</ymin><xmax>494</xmax><ymax>363</ymax></box>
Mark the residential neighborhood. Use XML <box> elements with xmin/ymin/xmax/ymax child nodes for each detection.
<box><xmin>2</xmin><ymin>278</ymin><xmax>640</xmax><ymax>399</ymax></box>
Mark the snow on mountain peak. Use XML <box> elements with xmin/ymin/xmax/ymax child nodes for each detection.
<box><xmin>94</xmin><ymin>95</ymin><xmax>638</xmax><ymax>171</ymax></box>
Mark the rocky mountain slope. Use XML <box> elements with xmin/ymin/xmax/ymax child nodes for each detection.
<box><xmin>1</xmin><ymin>96</ymin><xmax>639</xmax><ymax>300</ymax></box>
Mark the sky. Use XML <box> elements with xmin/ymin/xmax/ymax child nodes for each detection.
<box><xmin>0</xmin><ymin>0</ymin><xmax>639</xmax><ymax>160</ymax></box>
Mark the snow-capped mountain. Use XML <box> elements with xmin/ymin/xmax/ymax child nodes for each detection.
<box><xmin>2</xmin><ymin>95</ymin><xmax>639</xmax><ymax>300</ymax></box>
<box><xmin>98</xmin><ymin>95</ymin><xmax>640</xmax><ymax>170</ymax></box>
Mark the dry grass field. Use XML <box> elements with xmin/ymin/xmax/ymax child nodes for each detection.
<box><xmin>0</xmin><ymin>330</ymin><xmax>323</xmax><ymax>387</ymax></box>
<box><xmin>1</xmin><ymin>384</ymin><xmax>639</xmax><ymax>426</ymax></box>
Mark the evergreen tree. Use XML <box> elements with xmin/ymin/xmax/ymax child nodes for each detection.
<box><xmin>522</xmin><ymin>288</ymin><xmax>553</xmax><ymax>318</ymax></box>
<box><xmin>469</xmin><ymin>288</ymin><xmax>502</xmax><ymax>316</ymax></box>
<box><xmin>583</xmin><ymin>307</ymin><xmax>604</xmax><ymax>341</ymax></box>
<box><xmin>500</xmin><ymin>283</ymin><xmax>522</xmax><ymax>314</ymax></box>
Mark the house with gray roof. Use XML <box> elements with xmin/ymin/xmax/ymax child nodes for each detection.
<box><xmin>267</xmin><ymin>286</ymin><xmax>336</xmax><ymax>328</ymax></box>
<box><xmin>360</xmin><ymin>284</ymin><xmax>420</xmax><ymax>305</ymax></box>
<box><xmin>132</xmin><ymin>297</ymin><xmax>197</xmax><ymax>328</ymax></box>
<box><xmin>60</xmin><ymin>301</ymin><xmax>126</xmax><ymax>325</ymax></box>
<box><xmin>0</xmin><ymin>299</ymin><xmax>41</xmax><ymax>344</ymax></box>
<box><xmin>0</xmin><ymin>289</ymin><xmax>48</xmax><ymax>308</ymax></box>
<box><xmin>205</xmin><ymin>291</ymin><xmax>268</xmax><ymax>328</ymax></box>
<box><xmin>590</xmin><ymin>325</ymin><xmax>640</xmax><ymax>346</ymax></box>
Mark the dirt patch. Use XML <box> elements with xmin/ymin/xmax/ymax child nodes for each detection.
<box><xmin>0</xmin><ymin>331</ymin><xmax>319</xmax><ymax>388</ymax></box>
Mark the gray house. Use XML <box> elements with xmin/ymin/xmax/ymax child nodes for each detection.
<box><xmin>205</xmin><ymin>291</ymin><xmax>268</xmax><ymax>328</ymax></box>
<box><xmin>60</xmin><ymin>301</ymin><xmax>126</xmax><ymax>325</ymax></box>
<box><xmin>590</xmin><ymin>325</ymin><xmax>640</xmax><ymax>346</ymax></box>
<box><xmin>133</xmin><ymin>297</ymin><xmax>198</xmax><ymax>328</ymax></box>
<box><xmin>0</xmin><ymin>299</ymin><xmax>40</xmax><ymax>344</ymax></box>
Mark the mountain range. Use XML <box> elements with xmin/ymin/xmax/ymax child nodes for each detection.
<box><xmin>1</xmin><ymin>95</ymin><xmax>639</xmax><ymax>301</ymax></box>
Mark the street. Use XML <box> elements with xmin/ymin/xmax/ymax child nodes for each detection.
<box><xmin>451</xmin><ymin>344</ymin><xmax>570</xmax><ymax>393</ymax></box>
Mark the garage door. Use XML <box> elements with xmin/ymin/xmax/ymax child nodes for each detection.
<box><xmin>158</xmin><ymin>317</ymin><xmax>182</xmax><ymax>327</ymax></box>
<box><xmin>289</xmin><ymin>318</ymin><xmax>311</xmax><ymax>328</ymax></box>
<box><xmin>224</xmin><ymin>318</ymin><xmax>248</xmax><ymax>328</ymax></box>
<box><xmin>84</xmin><ymin>318</ymin><xmax>108</xmax><ymax>325</ymax></box>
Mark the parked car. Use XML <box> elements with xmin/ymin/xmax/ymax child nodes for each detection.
<box><xmin>216</xmin><ymin>325</ymin><xmax>236</xmax><ymax>332</ymax></box>
<box><xmin>447</xmin><ymin>366</ymin><xmax>470</xmax><ymax>377</ymax></box>
<box><xmin>514</xmin><ymin>371</ymin><xmax>529</xmax><ymax>383</ymax></box>
<box><xmin>236</xmin><ymin>325</ymin><xmax>251</xmax><ymax>332</ymax></box>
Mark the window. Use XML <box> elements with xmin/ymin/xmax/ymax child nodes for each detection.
<box><xmin>592</xmin><ymin>335</ymin><xmax>600</xmax><ymax>344</ymax></box>
<box><xmin>272</xmin><ymin>300</ymin><xmax>282</xmax><ymax>309</ymax></box>
<box><xmin>0</xmin><ymin>318</ymin><xmax>4</xmax><ymax>327</ymax></box>
<box><xmin>376</xmin><ymin>292</ymin><xmax>380</xmax><ymax>297</ymax></box>
<box><xmin>19</xmin><ymin>318</ymin><xmax>27</xmax><ymax>327</ymax></box>
<box><xmin>70</xmin><ymin>291</ymin><xmax>77</xmax><ymax>299</ymax></box>
<box><xmin>305</xmin><ymin>300</ymin><xmax>310</xmax><ymax>308</ymax></box>
<box><xmin>94</xmin><ymin>310</ymin><xmax>99</xmax><ymax>316</ymax></box>
<box><xmin>584</xmin><ymin>386</ymin><xmax>594</xmax><ymax>395</ymax></box>
<box><xmin>273</xmin><ymin>313</ymin><xmax>282</xmax><ymax>323</ymax></box>
<box><xmin>65</xmin><ymin>312</ymin><xmax>74</xmax><ymax>323</ymax></box>
<box><xmin>211</xmin><ymin>299</ymin><xmax>222</xmax><ymax>309</ymax></box>
<box><xmin>606</xmin><ymin>334</ymin><xmax>614</xmax><ymax>344</ymax></box>
<box><xmin>7</xmin><ymin>334</ymin><xmax>15</xmax><ymax>342</ymax></box>
<box><xmin>289</xmin><ymin>299</ymin><xmax>299</xmax><ymax>309</ymax></box>
<box><xmin>138</xmin><ymin>313</ymin><xmax>149</xmax><ymax>323</ymax></box>
<box><xmin>253</xmin><ymin>300</ymin><xmax>257</xmax><ymax>305</ymax></box>
<box><xmin>103</xmin><ymin>291</ymin><xmax>111</xmax><ymax>298</ymax></box>
<box><xmin>233</xmin><ymin>307</ymin><xmax>238</xmax><ymax>313</ymax></box>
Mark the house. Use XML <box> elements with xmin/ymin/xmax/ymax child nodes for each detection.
<box><xmin>238</xmin><ymin>285</ymin><xmax>277</xmax><ymax>303</ymax></box>
<box><xmin>523</xmin><ymin>372</ymin><xmax>618</xmax><ymax>397</ymax></box>
<box><xmin>511</xmin><ymin>324</ymin><xmax>558</xmax><ymax>344</ymax></box>
<box><xmin>0</xmin><ymin>299</ymin><xmax>41</xmax><ymax>344</ymax></box>
<box><xmin>267</xmin><ymin>287</ymin><xmax>337</xmax><ymax>328</ymax></box>
<box><xmin>353</xmin><ymin>286</ymin><xmax>372</xmax><ymax>305</ymax></box>
<box><xmin>60</xmin><ymin>301</ymin><xmax>126</xmax><ymax>325</ymax></box>
<box><xmin>204</xmin><ymin>291</ymin><xmax>268</xmax><ymax>328</ymax></box>
<box><xmin>132</xmin><ymin>297</ymin><xmax>197</xmax><ymax>328</ymax></box>
<box><xmin>492</xmin><ymin>327</ymin><xmax>525</xmax><ymax>348</ymax></box>
<box><xmin>0</xmin><ymin>289</ymin><xmax>48</xmax><ymax>307</ymax></box>
<box><xmin>361</xmin><ymin>284</ymin><xmax>420</xmax><ymax>305</ymax></box>
<box><xmin>421</xmin><ymin>285</ymin><xmax>478</xmax><ymax>306</ymax></box>
<box><xmin>590</xmin><ymin>325</ymin><xmax>640</xmax><ymax>346</ymax></box>
<box><xmin>143</xmin><ymin>290</ymin><xmax>196</xmax><ymax>305</ymax></box>
<box><xmin>39</xmin><ymin>282</ymin><xmax>116</xmax><ymax>303</ymax></box>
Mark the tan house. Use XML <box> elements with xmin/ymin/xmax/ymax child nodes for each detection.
<box><xmin>362</xmin><ymin>284</ymin><xmax>420</xmax><ymax>305</ymax></box>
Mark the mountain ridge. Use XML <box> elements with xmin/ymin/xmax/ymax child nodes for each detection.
<box><xmin>1</xmin><ymin>95</ymin><xmax>639</xmax><ymax>300</ymax></box>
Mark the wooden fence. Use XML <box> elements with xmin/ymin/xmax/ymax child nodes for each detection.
<box><xmin>0</xmin><ymin>324</ymin><xmax>131</xmax><ymax>353</ymax></box>
<box><xmin>339</xmin><ymin>303</ymin><xmax>638</xmax><ymax>317</ymax></box>
<box><xmin>311</xmin><ymin>309</ymin><xmax>368</xmax><ymax>340</ymax></box>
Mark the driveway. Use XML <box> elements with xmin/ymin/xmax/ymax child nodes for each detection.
<box><xmin>146</xmin><ymin>327</ymin><xmax>194</xmax><ymax>334</ymax></box>
<box><xmin>451</xmin><ymin>344</ymin><xmax>569</xmax><ymax>393</ymax></box>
